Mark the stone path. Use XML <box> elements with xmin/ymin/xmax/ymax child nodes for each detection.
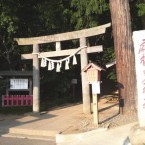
<box><xmin>0</xmin><ymin>137</ymin><xmax>56</xmax><ymax>145</ymax></box>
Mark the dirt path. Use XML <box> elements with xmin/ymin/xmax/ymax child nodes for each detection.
<box><xmin>0</xmin><ymin>96</ymin><xmax>137</xmax><ymax>135</ymax></box>
<box><xmin>61</xmin><ymin>96</ymin><xmax>137</xmax><ymax>134</ymax></box>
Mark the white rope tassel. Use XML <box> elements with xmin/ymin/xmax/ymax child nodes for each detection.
<box><xmin>48</xmin><ymin>61</ymin><xmax>55</xmax><ymax>70</ymax></box>
<box><xmin>41</xmin><ymin>58</ymin><xmax>44</xmax><ymax>67</ymax></box>
<box><xmin>51</xmin><ymin>61</ymin><xmax>55</xmax><ymax>70</ymax></box>
<box><xmin>56</xmin><ymin>62</ymin><xmax>62</xmax><ymax>72</ymax></box>
<box><xmin>48</xmin><ymin>61</ymin><xmax>51</xmax><ymax>70</ymax></box>
<box><xmin>73</xmin><ymin>55</ymin><xmax>77</xmax><ymax>65</ymax></box>
<box><xmin>65</xmin><ymin>59</ymin><xmax>70</xmax><ymax>70</ymax></box>
<box><xmin>41</xmin><ymin>58</ymin><xmax>47</xmax><ymax>67</ymax></box>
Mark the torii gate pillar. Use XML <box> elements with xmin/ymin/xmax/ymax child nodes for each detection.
<box><xmin>80</xmin><ymin>37</ymin><xmax>91</xmax><ymax>114</ymax></box>
<box><xmin>33</xmin><ymin>44</ymin><xmax>40</xmax><ymax>112</ymax></box>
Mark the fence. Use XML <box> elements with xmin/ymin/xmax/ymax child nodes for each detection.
<box><xmin>2</xmin><ymin>95</ymin><xmax>33</xmax><ymax>107</ymax></box>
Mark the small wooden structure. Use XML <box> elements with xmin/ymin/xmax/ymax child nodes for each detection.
<box><xmin>82</xmin><ymin>63</ymin><xmax>104</xmax><ymax>127</ymax></box>
<box><xmin>82</xmin><ymin>63</ymin><xmax>104</xmax><ymax>84</ymax></box>
<box><xmin>0</xmin><ymin>71</ymin><xmax>33</xmax><ymax>107</ymax></box>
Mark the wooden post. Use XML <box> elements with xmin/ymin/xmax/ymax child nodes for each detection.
<box><xmin>29</xmin><ymin>78</ymin><xmax>32</xmax><ymax>95</ymax></box>
<box><xmin>6</xmin><ymin>78</ymin><xmax>9</xmax><ymax>95</ymax></box>
<box><xmin>92</xmin><ymin>83</ymin><xmax>99</xmax><ymax>127</ymax></box>
<box><xmin>80</xmin><ymin>37</ymin><xmax>91</xmax><ymax>114</ymax></box>
<box><xmin>33</xmin><ymin>44</ymin><xmax>40</xmax><ymax>112</ymax></box>
<box><xmin>56</xmin><ymin>42</ymin><xmax>61</xmax><ymax>51</ymax></box>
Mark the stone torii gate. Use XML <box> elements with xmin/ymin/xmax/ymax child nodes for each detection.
<box><xmin>15</xmin><ymin>23</ymin><xmax>111</xmax><ymax>114</ymax></box>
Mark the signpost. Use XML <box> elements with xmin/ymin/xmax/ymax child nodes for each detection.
<box><xmin>82</xmin><ymin>63</ymin><xmax>104</xmax><ymax>127</ymax></box>
<box><xmin>0</xmin><ymin>71</ymin><xmax>33</xmax><ymax>107</ymax></box>
<box><xmin>133</xmin><ymin>30</ymin><xmax>145</xmax><ymax>127</ymax></box>
<box><xmin>10</xmin><ymin>79</ymin><xmax>28</xmax><ymax>90</ymax></box>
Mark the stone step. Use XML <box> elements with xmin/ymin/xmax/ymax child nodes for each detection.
<box><xmin>2</xmin><ymin>133</ymin><xmax>55</xmax><ymax>141</ymax></box>
<box><xmin>9</xmin><ymin>127</ymin><xmax>58</xmax><ymax>138</ymax></box>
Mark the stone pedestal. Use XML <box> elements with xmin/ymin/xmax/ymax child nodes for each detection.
<box><xmin>129</xmin><ymin>124</ymin><xmax>145</xmax><ymax>145</ymax></box>
<box><xmin>24</xmin><ymin>112</ymin><xmax>41</xmax><ymax>116</ymax></box>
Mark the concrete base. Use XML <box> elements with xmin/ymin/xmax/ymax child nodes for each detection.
<box><xmin>2</xmin><ymin>133</ymin><xmax>55</xmax><ymax>141</ymax></box>
<box><xmin>56</xmin><ymin>128</ymin><xmax>107</xmax><ymax>144</ymax></box>
<box><xmin>56</xmin><ymin>123</ymin><xmax>136</xmax><ymax>145</ymax></box>
<box><xmin>24</xmin><ymin>112</ymin><xmax>41</xmax><ymax>116</ymax></box>
<box><xmin>129</xmin><ymin>124</ymin><xmax>145</xmax><ymax>145</ymax></box>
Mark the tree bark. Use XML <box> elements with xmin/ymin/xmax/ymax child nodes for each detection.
<box><xmin>109</xmin><ymin>0</ymin><xmax>137</xmax><ymax>114</ymax></box>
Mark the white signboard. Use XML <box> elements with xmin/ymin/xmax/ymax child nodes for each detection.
<box><xmin>10</xmin><ymin>79</ymin><xmax>28</xmax><ymax>90</ymax></box>
<box><xmin>92</xmin><ymin>82</ymin><xmax>100</xmax><ymax>94</ymax></box>
<box><xmin>133</xmin><ymin>30</ymin><xmax>145</xmax><ymax>127</ymax></box>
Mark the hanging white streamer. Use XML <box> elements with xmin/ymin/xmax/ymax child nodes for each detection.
<box><xmin>47</xmin><ymin>61</ymin><xmax>55</xmax><ymax>70</ymax></box>
<box><xmin>48</xmin><ymin>61</ymin><xmax>51</xmax><ymax>70</ymax></box>
<box><xmin>41</xmin><ymin>58</ymin><xmax>47</xmax><ymax>67</ymax></box>
<box><xmin>73</xmin><ymin>55</ymin><xmax>77</xmax><ymax>65</ymax></box>
<box><xmin>39</xmin><ymin>46</ymin><xmax>87</xmax><ymax>71</ymax></box>
<box><xmin>51</xmin><ymin>61</ymin><xmax>55</xmax><ymax>70</ymax></box>
<box><xmin>65</xmin><ymin>58</ymin><xmax>70</xmax><ymax>70</ymax></box>
<box><xmin>56</xmin><ymin>62</ymin><xmax>62</xmax><ymax>72</ymax></box>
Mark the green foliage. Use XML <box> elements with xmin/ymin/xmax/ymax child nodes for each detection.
<box><xmin>70</xmin><ymin>0</ymin><xmax>109</xmax><ymax>29</ymax></box>
<box><xmin>137</xmin><ymin>3</ymin><xmax>145</xmax><ymax>16</ymax></box>
<box><xmin>35</xmin><ymin>0</ymin><xmax>69</xmax><ymax>35</ymax></box>
<box><xmin>107</xmin><ymin>68</ymin><xmax>116</xmax><ymax>81</ymax></box>
<box><xmin>0</xmin><ymin>2</ymin><xmax>18</xmax><ymax>35</ymax></box>
<box><xmin>102</xmin><ymin>46</ymin><xmax>117</xmax><ymax>82</ymax></box>
<box><xmin>0</xmin><ymin>0</ymin><xmax>70</xmax><ymax>70</ymax></box>
<box><xmin>102</xmin><ymin>47</ymin><xmax>115</xmax><ymax>63</ymax></box>
<box><xmin>0</xmin><ymin>1</ymin><xmax>20</xmax><ymax>70</ymax></box>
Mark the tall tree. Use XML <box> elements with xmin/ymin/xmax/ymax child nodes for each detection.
<box><xmin>0</xmin><ymin>1</ymin><xmax>19</xmax><ymax>70</ymax></box>
<box><xmin>109</xmin><ymin>0</ymin><xmax>137</xmax><ymax>113</ymax></box>
<box><xmin>0</xmin><ymin>0</ymin><xmax>69</xmax><ymax>70</ymax></box>
<box><xmin>70</xmin><ymin>0</ymin><xmax>109</xmax><ymax>30</ymax></box>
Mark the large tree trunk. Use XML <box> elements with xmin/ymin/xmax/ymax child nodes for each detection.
<box><xmin>109</xmin><ymin>0</ymin><xmax>137</xmax><ymax>114</ymax></box>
